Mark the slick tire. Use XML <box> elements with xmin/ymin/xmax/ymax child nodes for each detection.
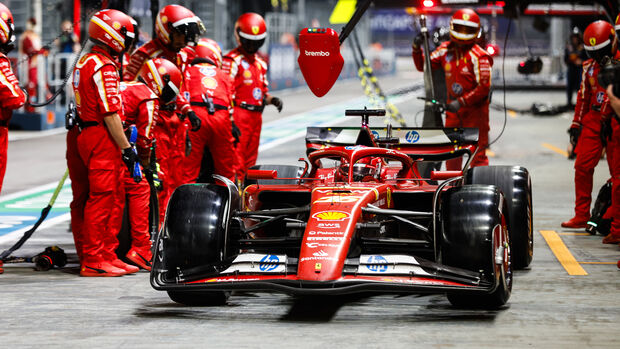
<box><xmin>466</xmin><ymin>165</ymin><xmax>533</xmax><ymax>269</ymax></box>
<box><xmin>441</xmin><ymin>185</ymin><xmax>512</xmax><ymax>309</ymax></box>
<box><xmin>167</xmin><ymin>290</ymin><xmax>230</xmax><ymax>306</ymax></box>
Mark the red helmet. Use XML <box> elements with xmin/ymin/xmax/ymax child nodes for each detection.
<box><xmin>155</xmin><ymin>5</ymin><xmax>203</xmax><ymax>48</ymax></box>
<box><xmin>449</xmin><ymin>9</ymin><xmax>481</xmax><ymax>45</ymax></box>
<box><xmin>195</xmin><ymin>38</ymin><xmax>222</xmax><ymax>67</ymax></box>
<box><xmin>337</xmin><ymin>157</ymin><xmax>378</xmax><ymax>182</ymax></box>
<box><xmin>583</xmin><ymin>21</ymin><xmax>617</xmax><ymax>63</ymax></box>
<box><xmin>88</xmin><ymin>9</ymin><xmax>136</xmax><ymax>55</ymax></box>
<box><xmin>235</xmin><ymin>13</ymin><xmax>267</xmax><ymax>54</ymax></box>
<box><xmin>138</xmin><ymin>58</ymin><xmax>182</xmax><ymax>106</ymax></box>
<box><xmin>0</xmin><ymin>3</ymin><xmax>14</xmax><ymax>47</ymax></box>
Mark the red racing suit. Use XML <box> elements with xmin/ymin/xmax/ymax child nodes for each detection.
<box><xmin>608</xmin><ymin>116</ymin><xmax>620</xmax><ymax>238</ymax></box>
<box><xmin>413</xmin><ymin>41</ymin><xmax>493</xmax><ymax>170</ymax></box>
<box><xmin>72</xmin><ymin>46</ymin><xmax>124</xmax><ymax>264</ymax></box>
<box><xmin>222</xmin><ymin>47</ymin><xmax>269</xmax><ymax>178</ymax></box>
<box><xmin>108</xmin><ymin>81</ymin><xmax>159</xmax><ymax>256</ymax></box>
<box><xmin>0</xmin><ymin>52</ymin><xmax>26</xmax><ymax>194</ymax></box>
<box><xmin>124</xmin><ymin>39</ymin><xmax>193</xmax><ymax>221</ymax></box>
<box><xmin>569</xmin><ymin>57</ymin><xmax>617</xmax><ymax>220</ymax></box>
<box><xmin>182</xmin><ymin>61</ymin><xmax>236</xmax><ymax>183</ymax></box>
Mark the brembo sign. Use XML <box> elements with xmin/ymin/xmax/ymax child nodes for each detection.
<box><xmin>305</xmin><ymin>50</ymin><xmax>330</xmax><ymax>57</ymax></box>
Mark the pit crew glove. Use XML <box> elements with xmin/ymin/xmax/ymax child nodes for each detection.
<box><xmin>187</xmin><ymin>110</ymin><xmax>201</xmax><ymax>131</ymax></box>
<box><xmin>447</xmin><ymin>100</ymin><xmax>461</xmax><ymax>113</ymax></box>
<box><xmin>122</xmin><ymin>147</ymin><xmax>140</xmax><ymax>180</ymax></box>
<box><xmin>231</xmin><ymin>120</ymin><xmax>241</xmax><ymax>146</ymax></box>
<box><xmin>568</xmin><ymin>126</ymin><xmax>581</xmax><ymax>146</ymax></box>
<box><xmin>412</xmin><ymin>33</ymin><xmax>424</xmax><ymax>50</ymax></box>
<box><xmin>271</xmin><ymin>97</ymin><xmax>283</xmax><ymax>113</ymax></box>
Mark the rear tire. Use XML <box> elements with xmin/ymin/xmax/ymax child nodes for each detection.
<box><xmin>441</xmin><ymin>185</ymin><xmax>512</xmax><ymax>308</ymax></box>
<box><xmin>466</xmin><ymin>165</ymin><xmax>533</xmax><ymax>269</ymax></box>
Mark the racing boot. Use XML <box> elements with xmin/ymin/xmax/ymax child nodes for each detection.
<box><xmin>561</xmin><ymin>216</ymin><xmax>588</xmax><ymax>229</ymax></box>
<box><xmin>80</xmin><ymin>261</ymin><xmax>126</xmax><ymax>277</ymax></box>
<box><xmin>601</xmin><ymin>234</ymin><xmax>620</xmax><ymax>244</ymax></box>
<box><xmin>126</xmin><ymin>246</ymin><xmax>152</xmax><ymax>271</ymax></box>
<box><xmin>110</xmin><ymin>259</ymin><xmax>139</xmax><ymax>274</ymax></box>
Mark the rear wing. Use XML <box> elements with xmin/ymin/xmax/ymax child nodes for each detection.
<box><xmin>306</xmin><ymin>127</ymin><xmax>480</xmax><ymax>162</ymax></box>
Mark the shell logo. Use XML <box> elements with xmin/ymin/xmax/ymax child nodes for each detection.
<box><xmin>161</xmin><ymin>15</ymin><xmax>168</xmax><ymax>23</ymax></box>
<box><xmin>112</xmin><ymin>21</ymin><xmax>121</xmax><ymax>30</ymax></box>
<box><xmin>202</xmin><ymin>77</ymin><xmax>218</xmax><ymax>89</ymax></box>
<box><xmin>158</xmin><ymin>67</ymin><xmax>166</xmax><ymax>74</ymax></box>
<box><xmin>252</xmin><ymin>25</ymin><xmax>260</xmax><ymax>35</ymax></box>
<box><xmin>1</xmin><ymin>13</ymin><xmax>7</xmax><ymax>21</ymax></box>
<box><xmin>462</xmin><ymin>13</ymin><xmax>470</xmax><ymax>21</ymax></box>
<box><xmin>243</xmin><ymin>70</ymin><xmax>252</xmax><ymax>78</ymax></box>
<box><xmin>312</xmin><ymin>211</ymin><xmax>350</xmax><ymax>221</ymax></box>
<box><xmin>590</xmin><ymin>37</ymin><xmax>597</xmax><ymax>46</ymax></box>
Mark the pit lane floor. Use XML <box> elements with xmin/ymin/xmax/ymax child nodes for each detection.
<box><xmin>1</xmin><ymin>70</ymin><xmax>619</xmax><ymax>347</ymax></box>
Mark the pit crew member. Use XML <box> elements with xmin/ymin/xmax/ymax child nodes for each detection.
<box><xmin>222</xmin><ymin>12</ymin><xmax>283</xmax><ymax>179</ymax></box>
<box><xmin>412</xmin><ymin>8</ymin><xmax>492</xmax><ymax>170</ymax></box>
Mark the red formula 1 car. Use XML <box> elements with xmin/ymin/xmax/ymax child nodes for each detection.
<box><xmin>151</xmin><ymin>109</ymin><xmax>532</xmax><ymax>308</ymax></box>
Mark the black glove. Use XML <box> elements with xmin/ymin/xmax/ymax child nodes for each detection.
<box><xmin>271</xmin><ymin>97</ymin><xmax>283</xmax><ymax>113</ymax></box>
<box><xmin>187</xmin><ymin>110</ymin><xmax>201</xmax><ymax>131</ymax></box>
<box><xmin>231</xmin><ymin>120</ymin><xmax>241</xmax><ymax>146</ymax></box>
<box><xmin>600</xmin><ymin>119</ymin><xmax>612</xmax><ymax>146</ymax></box>
<box><xmin>413</xmin><ymin>33</ymin><xmax>424</xmax><ymax>50</ymax></box>
<box><xmin>447</xmin><ymin>100</ymin><xmax>461</xmax><ymax>113</ymax></box>
<box><xmin>122</xmin><ymin>147</ymin><xmax>139</xmax><ymax>179</ymax></box>
<box><xmin>568</xmin><ymin>126</ymin><xmax>580</xmax><ymax>146</ymax></box>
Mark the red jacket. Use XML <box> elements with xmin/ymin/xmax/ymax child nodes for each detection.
<box><xmin>72</xmin><ymin>46</ymin><xmax>122</xmax><ymax>123</ymax></box>
<box><xmin>413</xmin><ymin>41</ymin><xmax>492</xmax><ymax>107</ymax></box>
<box><xmin>120</xmin><ymin>81</ymin><xmax>159</xmax><ymax>158</ymax></box>
<box><xmin>183</xmin><ymin>61</ymin><xmax>234</xmax><ymax>107</ymax></box>
<box><xmin>572</xmin><ymin>54</ymin><xmax>620</xmax><ymax>131</ymax></box>
<box><xmin>124</xmin><ymin>39</ymin><xmax>191</xmax><ymax>114</ymax></box>
<box><xmin>0</xmin><ymin>53</ymin><xmax>26</xmax><ymax>122</ymax></box>
<box><xmin>222</xmin><ymin>47</ymin><xmax>268</xmax><ymax>106</ymax></box>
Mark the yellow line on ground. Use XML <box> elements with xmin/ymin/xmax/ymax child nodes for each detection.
<box><xmin>578</xmin><ymin>262</ymin><xmax>617</xmax><ymax>265</ymax></box>
<box><xmin>486</xmin><ymin>149</ymin><xmax>496</xmax><ymax>157</ymax></box>
<box><xmin>558</xmin><ymin>232</ymin><xmax>591</xmax><ymax>236</ymax></box>
<box><xmin>542</xmin><ymin>143</ymin><xmax>568</xmax><ymax>157</ymax></box>
<box><xmin>539</xmin><ymin>230</ymin><xmax>588</xmax><ymax>275</ymax></box>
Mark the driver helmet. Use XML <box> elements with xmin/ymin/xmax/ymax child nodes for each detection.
<box><xmin>583</xmin><ymin>20</ymin><xmax>617</xmax><ymax>63</ymax></box>
<box><xmin>449</xmin><ymin>8</ymin><xmax>481</xmax><ymax>45</ymax></box>
<box><xmin>337</xmin><ymin>158</ymin><xmax>378</xmax><ymax>182</ymax></box>
<box><xmin>235</xmin><ymin>13</ymin><xmax>267</xmax><ymax>54</ymax></box>
<box><xmin>88</xmin><ymin>9</ymin><xmax>136</xmax><ymax>56</ymax></box>
<box><xmin>138</xmin><ymin>58</ymin><xmax>182</xmax><ymax>106</ymax></box>
<box><xmin>155</xmin><ymin>5</ymin><xmax>204</xmax><ymax>49</ymax></box>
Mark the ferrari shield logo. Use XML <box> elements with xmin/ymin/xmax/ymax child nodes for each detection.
<box><xmin>590</xmin><ymin>37</ymin><xmax>597</xmax><ymax>46</ymax></box>
<box><xmin>252</xmin><ymin>26</ymin><xmax>260</xmax><ymax>35</ymax></box>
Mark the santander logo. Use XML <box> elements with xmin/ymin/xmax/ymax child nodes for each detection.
<box><xmin>305</xmin><ymin>50</ymin><xmax>330</xmax><ymax>57</ymax></box>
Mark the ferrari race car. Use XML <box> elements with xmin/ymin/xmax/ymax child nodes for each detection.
<box><xmin>151</xmin><ymin>109</ymin><xmax>533</xmax><ymax>308</ymax></box>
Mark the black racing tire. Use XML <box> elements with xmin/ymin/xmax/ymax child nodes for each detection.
<box><xmin>245</xmin><ymin>164</ymin><xmax>305</xmax><ymax>186</ymax></box>
<box><xmin>466</xmin><ymin>165</ymin><xmax>533</xmax><ymax>269</ymax></box>
<box><xmin>153</xmin><ymin>184</ymin><xmax>232</xmax><ymax>305</ymax></box>
<box><xmin>167</xmin><ymin>290</ymin><xmax>230</xmax><ymax>306</ymax></box>
<box><xmin>441</xmin><ymin>185</ymin><xmax>512</xmax><ymax>309</ymax></box>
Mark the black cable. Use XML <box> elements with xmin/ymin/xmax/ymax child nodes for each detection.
<box><xmin>488</xmin><ymin>18</ymin><xmax>511</xmax><ymax>147</ymax></box>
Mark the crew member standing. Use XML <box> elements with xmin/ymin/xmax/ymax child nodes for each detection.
<box><xmin>562</xmin><ymin>21</ymin><xmax>618</xmax><ymax>229</ymax></box>
<box><xmin>182</xmin><ymin>38</ymin><xmax>237</xmax><ymax>183</ymax></box>
<box><xmin>123</xmin><ymin>4</ymin><xmax>202</xmax><ymax>220</ymax></box>
<box><xmin>412</xmin><ymin>8</ymin><xmax>492</xmax><ymax>170</ymax></box>
<box><xmin>222</xmin><ymin>13</ymin><xmax>283</xmax><ymax>179</ymax></box>
<box><xmin>605</xmin><ymin>85</ymin><xmax>620</xmax><ymax>261</ymax></box>
<box><xmin>0</xmin><ymin>3</ymin><xmax>26</xmax><ymax>274</ymax></box>
<box><xmin>72</xmin><ymin>9</ymin><xmax>139</xmax><ymax>276</ymax></box>
<box><xmin>0</xmin><ymin>3</ymin><xmax>26</xmax><ymax>195</ymax></box>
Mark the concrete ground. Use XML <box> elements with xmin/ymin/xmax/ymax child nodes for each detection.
<box><xmin>1</xmin><ymin>65</ymin><xmax>619</xmax><ymax>348</ymax></box>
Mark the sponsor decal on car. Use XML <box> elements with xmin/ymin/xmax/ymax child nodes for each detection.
<box><xmin>313</xmin><ymin>196</ymin><xmax>361</xmax><ymax>203</ymax></box>
<box><xmin>306</xmin><ymin>242</ymin><xmax>341</xmax><ymax>249</ymax></box>
<box><xmin>405</xmin><ymin>130</ymin><xmax>420</xmax><ymax>143</ymax></box>
<box><xmin>308</xmin><ymin>231</ymin><xmax>344</xmax><ymax>236</ymax></box>
<box><xmin>300</xmin><ymin>256</ymin><xmax>337</xmax><ymax>262</ymax></box>
<box><xmin>312</xmin><ymin>211</ymin><xmax>350</xmax><ymax>221</ymax></box>
<box><xmin>307</xmin><ymin>236</ymin><xmax>343</xmax><ymax>241</ymax></box>
<box><xmin>365</xmin><ymin>255</ymin><xmax>388</xmax><ymax>273</ymax></box>
<box><xmin>313</xmin><ymin>250</ymin><xmax>328</xmax><ymax>257</ymax></box>
<box><xmin>317</xmin><ymin>222</ymin><xmax>341</xmax><ymax>229</ymax></box>
<box><xmin>259</xmin><ymin>254</ymin><xmax>280</xmax><ymax>272</ymax></box>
